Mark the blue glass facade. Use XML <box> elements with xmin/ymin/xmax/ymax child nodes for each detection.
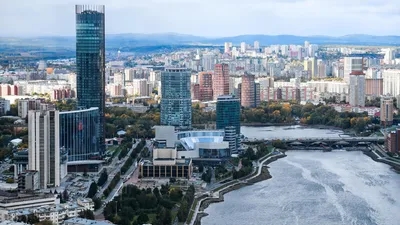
<box><xmin>161</xmin><ymin>68</ymin><xmax>192</xmax><ymax>130</ymax></box>
<box><xmin>59</xmin><ymin>108</ymin><xmax>100</xmax><ymax>161</ymax></box>
<box><xmin>75</xmin><ymin>5</ymin><xmax>105</xmax><ymax>155</ymax></box>
<box><xmin>216</xmin><ymin>95</ymin><xmax>241</xmax><ymax>135</ymax></box>
<box><xmin>199</xmin><ymin>148</ymin><xmax>230</xmax><ymax>158</ymax></box>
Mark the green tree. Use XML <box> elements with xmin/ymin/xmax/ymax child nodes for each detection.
<box><xmin>87</xmin><ymin>182</ymin><xmax>98</xmax><ymax>198</ymax></box>
<box><xmin>136</xmin><ymin>213</ymin><xmax>149</xmax><ymax>225</ymax></box>
<box><xmin>78</xmin><ymin>209</ymin><xmax>95</xmax><ymax>220</ymax></box>
<box><xmin>92</xmin><ymin>197</ymin><xmax>102</xmax><ymax>210</ymax></box>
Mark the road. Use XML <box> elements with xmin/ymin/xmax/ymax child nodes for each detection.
<box><xmin>94</xmin><ymin>139</ymin><xmax>150</xmax><ymax>216</ymax></box>
<box><xmin>95</xmin><ymin>141</ymin><xmax>138</xmax><ymax>199</ymax></box>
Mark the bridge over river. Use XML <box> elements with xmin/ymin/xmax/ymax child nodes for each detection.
<box><xmin>243</xmin><ymin>136</ymin><xmax>385</xmax><ymax>148</ymax></box>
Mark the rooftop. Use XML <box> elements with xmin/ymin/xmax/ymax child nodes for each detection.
<box><xmin>64</xmin><ymin>218</ymin><xmax>114</xmax><ymax>225</ymax></box>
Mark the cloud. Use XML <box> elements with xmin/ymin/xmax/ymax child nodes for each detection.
<box><xmin>0</xmin><ymin>0</ymin><xmax>399</xmax><ymax>36</ymax></box>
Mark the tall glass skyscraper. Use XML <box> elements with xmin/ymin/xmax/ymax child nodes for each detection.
<box><xmin>75</xmin><ymin>5</ymin><xmax>105</xmax><ymax>154</ymax></box>
<box><xmin>216</xmin><ymin>95</ymin><xmax>240</xmax><ymax>135</ymax></box>
<box><xmin>161</xmin><ymin>68</ymin><xmax>192</xmax><ymax>130</ymax></box>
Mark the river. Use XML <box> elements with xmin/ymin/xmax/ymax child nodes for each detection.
<box><xmin>201</xmin><ymin>126</ymin><xmax>400</xmax><ymax>225</ymax></box>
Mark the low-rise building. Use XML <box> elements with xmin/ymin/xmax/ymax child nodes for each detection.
<box><xmin>64</xmin><ymin>218</ymin><xmax>114</xmax><ymax>225</ymax></box>
<box><xmin>5</xmin><ymin>198</ymin><xmax>93</xmax><ymax>224</ymax></box>
<box><xmin>139</xmin><ymin>148</ymin><xmax>192</xmax><ymax>179</ymax></box>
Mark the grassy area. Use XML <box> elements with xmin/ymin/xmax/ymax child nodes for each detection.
<box><xmin>186</xmin><ymin>198</ymin><xmax>198</xmax><ymax>224</ymax></box>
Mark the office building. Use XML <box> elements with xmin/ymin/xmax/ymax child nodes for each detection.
<box><xmin>213</xmin><ymin>64</ymin><xmax>230</xmax><ymax>100</ymax></box>
<box><xmin>28</xmin><ymin>109</ymin><xmax>60</xmax><ymax>188</ymax></box>
<box><xmin>113</xmin><ymin>72</ymin><xmax>124</xmax><ymax>86</ymax></box>
<box><xmin>199</xmin><ymin>72</ymin><xmax>213</xmax><ymax>101</ymax></box>
<box><xmin>216</xmin><ymin>95</ymin><xmax>240</xmax><ymax>135</ymax></box>
<box><xmin>75</xmin><ymin>5</ymin><xmax>105</xmax><ymax>155</ymax></box>
<box><xmin>59</xmin><ymin>107</ymin><xmax>100</xmax><ymax>161</ymax></box>
<box><xmin>160</xmin><ymin>68</ymin><xmax>192</xmax><ymax>130</ymax></box>
<box><xmin>344</xmin><ymin>57</ymin><xmax>363</xmax><ymax>83</ymax></box>
<box><xmin>349</xmin><ymin>71</ymin><xmax>365</xmax><ymax>107</ymax></box>
<box><xmin>380</xmin><ymin>96</ymin><xmax>393</xmax><ymax>126</ymax></box>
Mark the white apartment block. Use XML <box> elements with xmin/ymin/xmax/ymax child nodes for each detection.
<box><xmin>382</xmin><ymin>69</ymin><xmax>400</xmax><ymax>96</ymax></box>
<box><xmin>28</xmin><ymin>109</ymin><xmax>60</xmax><ymax>189</ymax></box>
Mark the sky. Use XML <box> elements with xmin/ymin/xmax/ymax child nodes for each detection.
<box><xmin>0</xmin><ymin>0</ymin><xmax>399</xmax><ymax>37</ymax></box>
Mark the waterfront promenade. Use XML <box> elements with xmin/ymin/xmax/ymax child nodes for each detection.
<box><xmin>187</xmin><ymin>151</ymin><xmax>285</xmax><ymax>225</ymax></box>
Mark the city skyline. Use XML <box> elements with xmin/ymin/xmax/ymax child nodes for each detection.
<box><xmin>1</xmin><ymin>0</ymin><xmax>400</xmax><ymax>37</ymax></box>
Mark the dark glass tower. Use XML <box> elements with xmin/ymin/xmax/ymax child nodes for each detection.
<box><xmin>216</xmin><ymin>95</ymin><xmax>240</xmax><ymax>135</ymax></box>
<box><xmin>75</xmin><ymin>5</ymin><xmax>105</xmax><ymax>155</ymax></box>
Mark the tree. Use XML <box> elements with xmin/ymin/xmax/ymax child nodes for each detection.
<box><xmin>36</xmin><ymin>220</ymin><xmax>53</xmax><ymax>225</ymax></box>
<box><xmin>97</xmin><ymin>169</ymin><xmax>108</xmax><ymax>186</ymax></box>
<box><xmin>169</xmin><ymin>188</ymin><xmax>183</xmax><ymax>202</ymax></box>
<box><xmin>153</xmin><ymin>187</ymin><xmax>161</xmax><ymax>199</ymax></box>
<box><xmin>78</xmin><ymin>209</ymin><xmax>95</xmax><ymax>220</ymax></box>
<box><xmin>83</xmin><ymin>167</ymin><xmax>88</xmax><ymax>177</ymax></box>
<box><xmin>87</xmin><ymin>182</ymin><xmax>98</xmax><ymax>198</ymax></box>
<box><xmin>177</xmin><ymin>199</ymin><xmax>188</xmax><ymax>222</ymax></box>
<box><xmin>62</xmin><ymin>189</ymin><xmax>69</xmax><ymax>202</ymax></box>
<box><xmin>136</xmin><ymin>213</ymin><xmax>149</xmax><ymax>225</ymax></box>
<box><xmin>198</xmin><ymin>164</ymin><xmax>204</xmax><ymax>173</ymax></box>
<box><xmin>92</xmin><ymin>197</ymin><xmax>102</xmax><ymax>210</ymax></box>
<box><xmin>6</xmin><ymin>178</ymin><xmax>14</xmax><ymax>183</ymax></box>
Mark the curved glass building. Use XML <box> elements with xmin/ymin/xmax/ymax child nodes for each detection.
<box><xmin>59</xmin><ymin>108</ymin><xmax>100</xmax><ymax>161</ymax></box>
<box><xmin>75</xmin><ymin>5</ymin><xmax>105</xmax><ymax>155</ymax></box>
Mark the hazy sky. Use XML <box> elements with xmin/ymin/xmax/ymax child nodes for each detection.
<box><xmin>1</xmin><ymin>0</ymin><xmax>399</xmax><ymax>37</ymax></box>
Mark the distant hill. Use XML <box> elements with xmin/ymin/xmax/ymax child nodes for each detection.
<box><xmin>0</xmin><ymin>33</ymin><xmax>399</xmax><ymax>52</ymax></box>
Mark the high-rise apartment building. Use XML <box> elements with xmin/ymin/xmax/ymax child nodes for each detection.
<box><xmin>241</xmin><ymin>73</ymin><xmax>256</xmax><ymax>108</ymax></box>
<box><xmin>75</xmin><ymin>5</ymin><xmax>105</xmax><ymax>154</ymax></box>
<box><xmin>382</xmin><ymin>69</ymin><xmax>400</xmax><ymax>96</ymax></box>
<box><xmin>349</xmin><ymin>71</ymin><xmax>365</xmax><ymax>107</ymax></box>
<box><xmin>201</xmin><ymin>53</ymin><xmax>216</xmax><ymax>71</ymax></box>
<box><xmin>216</xmin><ymin>95</ymin><xmax>240</xmax><ymax>135</ymax></box>
<box><xmin>344</xmin><ymin>57</ymin><xmax>363</xmax><ymax>83</ymax></box>
<box><xmin>161</xmin><ymin>68</ymin><xmax>192</xmax><ymax>130</ymax></box>
<box><xmin>254</xmin><ymin>41</ymin><xmax>260</xmax><ymax>51</ymax></box>
<box><xmin>28</xmin><ymin>109</ymin><xmax>60</xmax><ymax>189</ymax></box>
<box><xmin>224</xmin><ymin>42</ymin><xmax>231</xmax><ymax>53</ymax></box>
<box><xmin>311</xmin><ymin>57</ymin><xmax>318</xmax><ymax>78</ymax></box>
<box><xmin>199</xmin><ymin>72</ymin><xmax>213</xmax><ymax>101</ymax></box>
<box><xmin>113</xmin><ymin>72</ymin><xmax>125</xmax><ymax>86</ymax></box>
<box><xmin>0</xmin><ymin>98</ymin><xmax>10</xmax><ymax>116</ymax></box>
<box><xmin>240</xmin><ymin>42</ymin><xmax>246</xmax><ymax>53</ymax></box>
<box><xmin>213</xmin><ymin>64</ymin><xmax>230</xmax><ymax>100</ymax></box>
<box><xmin>380</xmin><ymin>96</ymin><xmax>393</xmax><ymax>126</ymax></box>
<box><xmin>365</xmin><ymin>79</ymin><xmax>383</xmax><ymax>97</ymax></box>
